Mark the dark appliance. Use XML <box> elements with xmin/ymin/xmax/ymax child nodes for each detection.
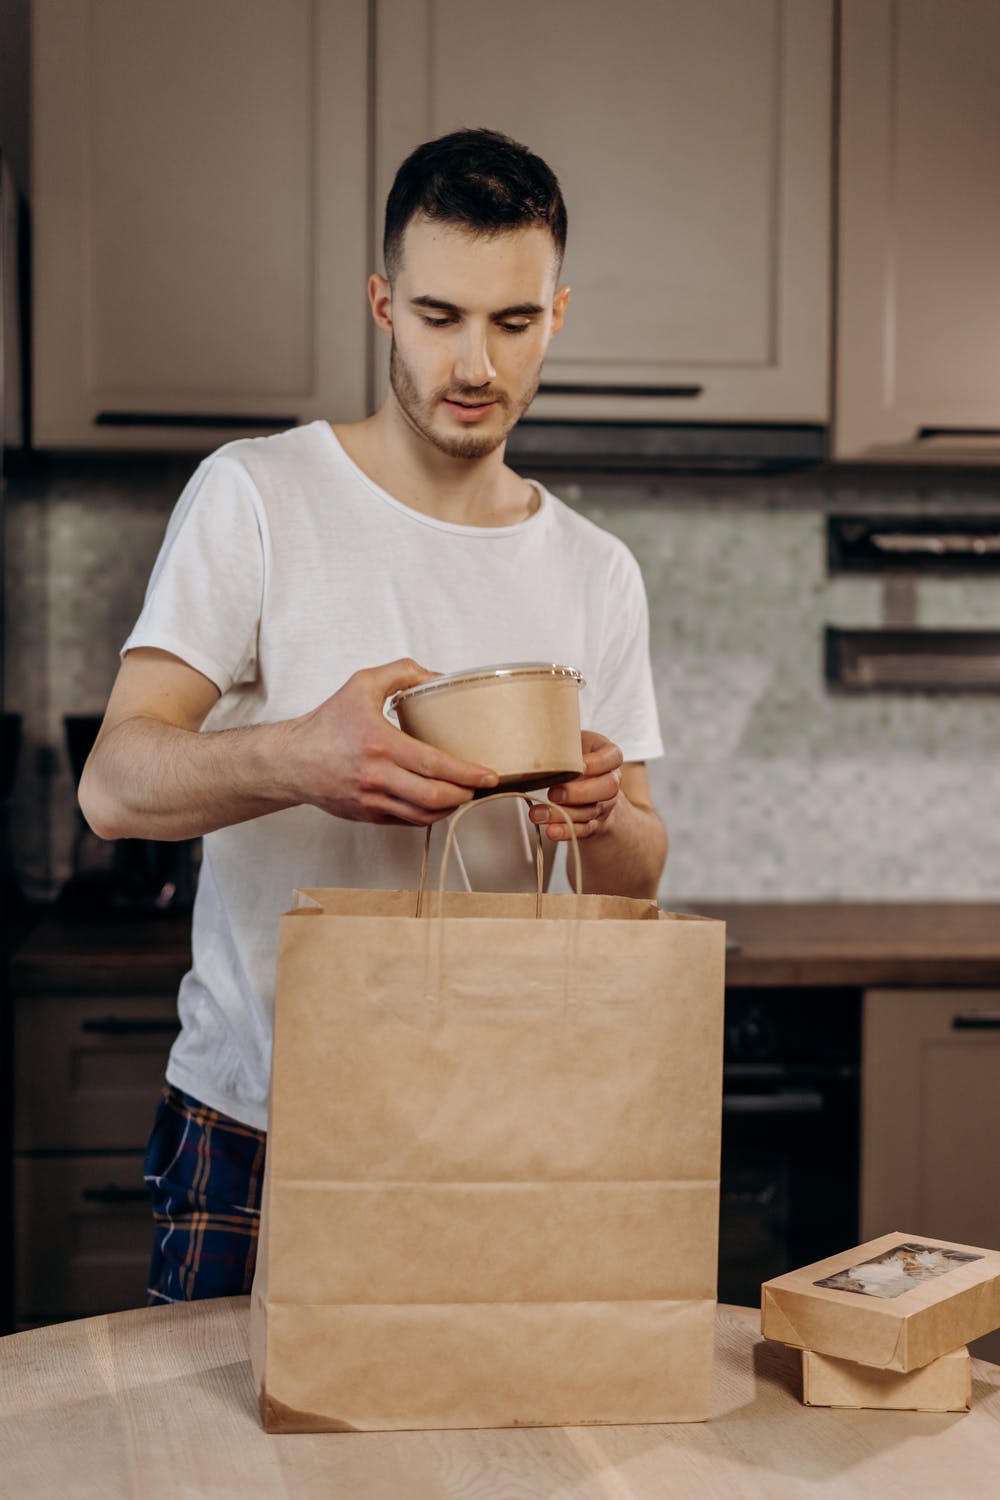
<box><xmin>60</xmin><ymin>715</ymin><xmax>199</xmax><ymax>918</ymax></box>
<box><xmin>717</xmin><ymin>987</ymin><xmax>861</xmax><ymax>1306</ymax></box>
<box><xmin>0</xmin><ymin>713</ymin><xmax>24</xmax><ymax>929</ymax></box>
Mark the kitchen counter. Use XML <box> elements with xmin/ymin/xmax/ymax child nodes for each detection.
<box><xmin>9</xmin><ymin>904</ymin><xmax>1000</xmax><ymax>994</ymax></box>
<box><xmin>1</xmin><ymin>1300</ymin><xmax>999</xmax><ymax>1498</ymax></box>
<box><xmin>689</xmin><ymin>902</ymin><xmax>1000</xmax><ymax>987</ymax></box>
<box><xmin>7</xmin><ymin>916</ymin><xmax>192</xmax><ymax>993</ymax></box>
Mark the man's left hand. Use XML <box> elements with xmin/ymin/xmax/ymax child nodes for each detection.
<box><xmin>528</xmin><ymin>731</ymin><xmax>624</xmax><ymax>841</ymax></box>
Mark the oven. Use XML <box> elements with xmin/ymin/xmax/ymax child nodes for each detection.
<box><xmin>717</xmin><ymin>987</ymin><xmax>862</xmax><ymax>1307</ymax></box>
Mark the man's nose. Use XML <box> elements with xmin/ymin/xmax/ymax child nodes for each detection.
<box><xmin>453</xmin><ymin>326</ymin><xmax>497</xmax><ymax>387</ymax></box>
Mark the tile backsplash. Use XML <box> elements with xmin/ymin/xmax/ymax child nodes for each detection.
<box><xmin>5</xmin><ymin>455</ymin><xmax>1000</xmax><ymax>901</ymax></box>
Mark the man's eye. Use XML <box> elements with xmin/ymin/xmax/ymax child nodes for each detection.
<box><xmin>499</xmin><ymin>322</ymin><xmax>531</xmax><ymax>334</ymax></box>
<box><xmin>422</xmin><ymin>316</ymin><xmax>454</xmax><ymax>328</ymax></box>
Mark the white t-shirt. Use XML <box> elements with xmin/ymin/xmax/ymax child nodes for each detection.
<box><xmin>123</xmin><ymin>421</ymin><xmax>663</xmax><ymax>1128</ymax></box>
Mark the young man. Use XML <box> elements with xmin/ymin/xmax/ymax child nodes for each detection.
<box><xmin>80</xmin><ymin>128</ymin><xmax>667</xmax><ymax>1303</ymax></box>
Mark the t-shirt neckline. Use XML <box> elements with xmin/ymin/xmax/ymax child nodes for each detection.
<box><xmin>313</xmin><ymin>421</ymin><xmax>547</xmax><ymax>538</ymax></box>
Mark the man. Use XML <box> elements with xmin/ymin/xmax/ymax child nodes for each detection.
<box><xmin>80</xmin><ymin>128</ymin><xmax>667</xmax><ymax>1303</ymax></box>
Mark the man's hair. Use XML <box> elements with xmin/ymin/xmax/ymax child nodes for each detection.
<box><xmin>383</xmin><ymin>127</ymin><xmax>567</xmax><ymax>280</ymax></box>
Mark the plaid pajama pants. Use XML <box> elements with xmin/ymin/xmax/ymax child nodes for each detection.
<box><xmin>143</xmin><ymin>1083</ymin><xmax>266</xmax><ymax>1304</ymax></box>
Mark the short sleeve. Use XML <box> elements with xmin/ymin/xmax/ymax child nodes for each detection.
<box><xmin>590</xmin><ymin>546</ymin><xmax>664</xmax><ymax>764</ymax></box>
<box><xmin>122</xmin><ymin>453</ymin><xmax>266</xmax><ymax>694</ymax></box>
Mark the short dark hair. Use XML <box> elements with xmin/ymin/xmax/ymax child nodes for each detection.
<box><xmin>383</xmin><ymin>127</ymin><xmax>567</xmax><ymax>280</ymax></box>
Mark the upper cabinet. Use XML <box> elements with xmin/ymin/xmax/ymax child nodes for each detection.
<box><xmin>374</xmin><ymin>0</ymin><xmax>833</xmax><ymax>425</ymax></box>
<box><xmin>32</xmin><ymin>0</ymin><xmax>370</xmax><ymax>450</ymax></box>
<box><xmin>836</xmin><ymin>0</ymin><xmax>1000</xmax><ymax>463</ymax></box>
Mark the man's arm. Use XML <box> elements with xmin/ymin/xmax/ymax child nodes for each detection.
<box><xmin>528</xmin><ymin>733</ymin><xmax>667</xmax><ymax>899</ymax></box>
<box><xmin>79</xmin><ymin>647</ymin><xmax>499</xmax><ymax>842</ymax></box>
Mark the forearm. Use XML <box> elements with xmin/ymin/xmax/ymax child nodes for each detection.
<box><xmin>79</xmin><ymin>714</ymin><xmax>298</xmax><ymax>842</ymax></box>
<box><xmin>574</xmin><ymin>795</ymin><xmax>668</xmax><ymax>899</ymax></box>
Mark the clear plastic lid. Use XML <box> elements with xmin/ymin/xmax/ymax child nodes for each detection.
<box><xmin>388</xmin><ymin>662</ymin><xmax>585</xmax><ymax>710</ymax></box>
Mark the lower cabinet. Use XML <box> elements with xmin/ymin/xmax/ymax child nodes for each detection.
<box><xmin>862</xmin><ymin>987</ymin><xmax>1000</xmax><ymax>1363</ymax></box>
<box><xmin>15</xmin><ymin>1156</ymin><xmax>156</xmax><ymax>1325</ymax></box>
<box><xmin>13</xmin><ymin>986</ymin><xmax>179</xmax><ymax>1327</ymax></box>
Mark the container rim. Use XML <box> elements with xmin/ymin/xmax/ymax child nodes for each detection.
<box><xmin>388</xmin><ymin>661</ymin><xmax>585</xmax><ymax>711</ymax></box>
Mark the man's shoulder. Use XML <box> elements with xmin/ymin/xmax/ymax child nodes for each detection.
<box><xmin>206</xmin><ymin>421</ymin><xmax>329</xmax><ymax>477</ymax></box>
<box><xmin>533</xmin><ymin>480</ymin><xmax>641</xmax><ymax>572</ymax></box>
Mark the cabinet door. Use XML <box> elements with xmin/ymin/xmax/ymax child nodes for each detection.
<box><xmin>837</xmin><ymin>1</ymin><xmax>1000</xmax><ymax>462</ymax></box>
<box><xmin>862</xmin><ymin>988</ymin><xmax>1000</xmax><ymax>1359</ymax></box>
<box><xmin>32</xmin><ymin>0</ymin><xmax>370</xmax><ymax>450</ymax></box>
<box><xmin>862</xmin><ymin>988</ymin><xmax>1000</xmax><ymax>1243</ymax></box>
<box><xmin>16</xmin><ymin>993</ymin><xmax>178</xmax><ymax>1152</ymax></box>
<box><xmin>15</xmin><ymin>1155</ymin><xmax>153</xmax><ymax>1321</ymax></box>
<box><xmin>374</xmin><ymin>0</ymin><xmax>832</xmax><ymax>424</ymax></box>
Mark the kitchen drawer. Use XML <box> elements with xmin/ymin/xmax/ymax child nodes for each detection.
<box><xmin>15</xmin><ymin>1154</ymin><xmax>152</xmax><ymax>1321</ymax></box>
<box><xmin>15</xmin><ymin>993</ymin><xmax>178</xmax><ymax>1151</ymax></box>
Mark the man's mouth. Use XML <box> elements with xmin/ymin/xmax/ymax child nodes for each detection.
<box><xmin>443</xmin><ymin>396</ymin><xmax>499</xmax><ymax>422</ymax></box>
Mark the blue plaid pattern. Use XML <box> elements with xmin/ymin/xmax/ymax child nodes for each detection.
<box><xmin>143</xmin><ymin>1083</ymin><xmax>266</xmax><ymax>1303</ymax></box>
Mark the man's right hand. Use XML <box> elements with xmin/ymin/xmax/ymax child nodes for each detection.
<box><xmin>80</xmin><ymin>648</ymin><xmax>498</xmax><ymax>843</ymax></box>
<box><xmin>282</xmin><ymin>658</ymin><xmax>498</xmax><ymax>825</ymax></box>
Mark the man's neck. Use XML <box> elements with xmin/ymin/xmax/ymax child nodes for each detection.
<box><xmin>331</xmin><ymin>406</ymin><xmax>537</xmax><ymax>528</ymax></box>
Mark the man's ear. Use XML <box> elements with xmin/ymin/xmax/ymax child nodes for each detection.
<box><xmin>369</xmin><ymin>273</ymin><xmax>393</xmax><ymax>334</ymax></box>
<box><xmin>550</xmin><ymin>284</ymin><xmax>571</xmax><ymax>335</ymax></box>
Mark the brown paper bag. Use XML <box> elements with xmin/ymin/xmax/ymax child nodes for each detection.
<box><xmin>251</xmin><ymin>795</ymin><xmax>726</xmax><ymax>1432</ymax></box>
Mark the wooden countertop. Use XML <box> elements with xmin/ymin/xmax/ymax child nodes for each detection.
<box><xmin>689</xmin><ymin>902</ymin><xmax>1000</xmax><ymax>987</ymax></box>
<box><xmin>8</xmin><ymin>916</ymin><xmax>192</xmax><ymax>993</ymax></box>
<box><xmin>1</xmin><ymin>1301</ymin><xmax>999</xmax><ymax>1498</ymax></box>
<box><xmin>8</xmin><ymin>904</ymin><xmax>1000</xmax><ymax>994</ymax></box>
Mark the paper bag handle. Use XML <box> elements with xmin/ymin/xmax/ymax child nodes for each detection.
<box><xmin>415</xmin><ymin>791</ymin><xmax>583</xmax><ymax>918</ymax></box>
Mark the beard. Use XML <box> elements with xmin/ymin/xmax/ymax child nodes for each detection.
<box><xmin>389</xmin><ymin>339</ymin><xmax>542</xmax><ymax>460</ymax></box>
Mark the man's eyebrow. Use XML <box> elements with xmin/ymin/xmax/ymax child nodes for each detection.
<box><xmin>410</xmin><ymin>295</ymin><xmax>545</xmax><ymax>318</ymax></box>
<box><xmin>411</xmin><ymin>295</ymin><xmax>463</xmax><ymax>314</ymax></box>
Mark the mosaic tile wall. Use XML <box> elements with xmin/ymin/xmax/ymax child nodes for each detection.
<box><xmin>5</xmin><ymin>456</ymin><xmax>1000</xmax><ymax>901</ymax></box>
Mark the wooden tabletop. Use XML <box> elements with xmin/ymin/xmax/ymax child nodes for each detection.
<box><xmin>2</xmin><ymin>1300</ymin><xmax>999</xmax><ymax>1498</ymax></box>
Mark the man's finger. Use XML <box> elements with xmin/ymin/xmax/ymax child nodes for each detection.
<box><xmin>391</xmin><ymin>726</ymin><xmax>498</xmax><ymax>791</ymax></box>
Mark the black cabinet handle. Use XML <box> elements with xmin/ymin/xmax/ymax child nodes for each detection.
<box><xmin>81</xmin><ymin>1186</ymin><xmax>150</xmax><ymax>1205</ymax></box>
<box><xmin>538</xmin><ymin>382</ymin><xmax>703</xmax><ymax>399</ymax></box>
<box><xmin>81</xmin><ymin>1017</ymin><xmax>178</xmax><ymax>1037</ymax></box>
<box><xmin>95</xmin><ymin>411</ymin><xmax>297</xmax><ymax>429</ymax></box>
<box><xmin>918</xmin><ymin>426</ymin><xmax>1000</xmax><ymax>440</ymax></box>
<box><xmin>952</xmin><ymin>1014</ymin><xmax>1000</xmax><ymax>1030</ymax></box>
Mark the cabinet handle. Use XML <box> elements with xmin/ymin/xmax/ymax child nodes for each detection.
<box><xmin>81</xmin><ymin>1186</ymin><xmax>150</xmax><ymax>1205</ymax></box>
<box><xmin>537</xmin><ymin>382</ymin><xmax>703</xmax><ymax>399</ymax></box>
<box><xmin>81</xmin><ymin>1017</ymin><xmax>178</xmax><ymax>1037</ymax></box>
<box><xmin>94</xmin><ymin>411</ymin><xmax>298</xmax><ymax>430</ymax></box>
<box><xmin>952</xmin><ymin>1014</ymin><xmax>1000</xmax><ymax>1030</ymax></box>
<box><xmin>918</xmin><ymin>427</ymin><xmax>1000</xmax><ymax>441</ymax></box>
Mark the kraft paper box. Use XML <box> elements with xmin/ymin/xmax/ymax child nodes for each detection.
<box><xmin>762</xmin><ymin>1231</ymin><xmax>1000</xmax><ymax>1372</ymax></box>
<box><xmin>802</xmin><ymin>1347</ymin><xmax>972</xmax><ymax>1412</ymax></box>
<box><xmin>251</xmin><ymin>882</ymin><xmax>726</xmax><ymax>1432</ymax></box>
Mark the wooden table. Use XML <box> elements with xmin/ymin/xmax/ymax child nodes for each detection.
<box><xmin>2</xmin><ymin>1301</ymin><xmax>1000</xmax><ymax>1498</ymax></box>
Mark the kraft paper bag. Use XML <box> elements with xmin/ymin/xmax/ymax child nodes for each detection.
<box><xmin>251</xmin><ymin>795</ymin><xmax>726</xmax><ymax>1432</ymax></box>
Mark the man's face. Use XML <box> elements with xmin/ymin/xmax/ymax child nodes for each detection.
<box><xmin>372</xmin><ymin>217</ymin><xmax>569</xmax><ymax>460</ymax></box>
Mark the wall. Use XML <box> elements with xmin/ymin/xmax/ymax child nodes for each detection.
<box><xmin>5</xmin><ymin>456</ymin><xmax>1000</xmax><ymax>902</ymax></box>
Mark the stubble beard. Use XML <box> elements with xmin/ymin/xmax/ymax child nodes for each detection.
<box><xmin>389</xmin><ymin>339</ymin><xmax>542</xmax><ymax>460</ymax></box>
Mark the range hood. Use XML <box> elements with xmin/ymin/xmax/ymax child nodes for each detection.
<box><xmin>505</xmin><ymin>419</ymin><xmax>827</xmax><ymax>472</ymax></box>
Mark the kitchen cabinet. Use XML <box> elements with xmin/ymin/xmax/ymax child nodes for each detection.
<box><xmin>9</xmin><ymin>923</ymin><xmax>187</xmax><ymax>1328</ymax></box>
<box><xmin>836</xmin><ymin>0</ymin><xmax>1000</xmax><ymax>462</ymax></box>
<box><xmin>374</xmin><ymin>0</ymin><xmax>833</xmax><ymax>426</ymax></box>
<box><xmin>31</xmin><ymin>0</ymin><xmax>370</xmax><ymax>450</ymax></box>
<box><xmin>861</xmin><ymin>987</ymin><xmax>1000</xmax><ymax>1362</ymax></box>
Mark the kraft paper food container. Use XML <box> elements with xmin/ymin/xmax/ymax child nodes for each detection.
<box><xmin>761</xmin><ymin>1231</ymin><xmax>1000</xmax><ymax>1372</ymax></box>
<box><xmin>389</xmin><ymin>663</ymin><xmax>586</xmax><ymax>793</ymax></box>
<box><xmin>801</xmin><ymin>1347</ymin><xmax>971</xmax><ymax>1412</ymax></box>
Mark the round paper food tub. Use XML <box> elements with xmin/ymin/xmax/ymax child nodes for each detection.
<box><xmin>389</xmin><ymin>662</ymin><xmax>586</xmax><ymax>793</ymax></box>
